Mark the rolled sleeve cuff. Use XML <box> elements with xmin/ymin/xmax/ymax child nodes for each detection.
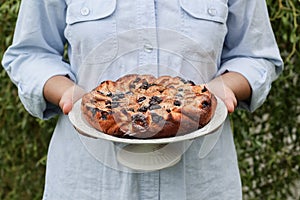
<box><xmin>13</xmin><ymin>55</ymin><xmax>76</xmax><ymax>119</ymax></box>
<box><xmin>217</xmin><ymin>57</ymin><xmax>279</xmax><ymax>112</ymax></box>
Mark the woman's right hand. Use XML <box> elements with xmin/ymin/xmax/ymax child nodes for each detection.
<box><xmin>43</xmin><ymin>75</ymin><xmax>85</xmax><ymax>115</ymax></box>
<box><xmin>59</xmin><ymin>84</ymin><xmax>86</xmax><ymax>114</ymax></box>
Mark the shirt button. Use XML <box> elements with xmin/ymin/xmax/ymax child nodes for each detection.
<box><xmin>144</xmin><ymin>43</ymin><xmax>153</xmax><ymax>53</ymax></box>
<box><xmin>80</xmin><ymin>7</ymin><xmax>90</xmax><ymax>16</ymax></box>
<box><xmin>207</xmin><ymin>8</ymin><xmax>217</xmax><ymax>16</ymax></box>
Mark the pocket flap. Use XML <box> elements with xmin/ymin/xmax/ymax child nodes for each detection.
<box><xmin>180</xmin><ymin>0</ymin><xmax>228</xmax><ymax>24</ymax></box>
<box><xmin>66</xmin><ymin>0</ymin><xmax>116</xmax><ymax>24</ymax></box>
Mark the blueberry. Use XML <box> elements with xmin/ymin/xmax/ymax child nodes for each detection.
<box><xmin>201</xmin><ymin>87</ymin><xmax>208</xmax><ymax>93</ymax></box>
<box><xmin>120</xmin><ymin>108</ymin><xmax>127</xmax><ymax>115</ymax></box>
<box><xmin>202</xmin><ymin>101</ymin><xmax>210</xmax><ymax>108</ymax></box>
<box><xmin>101</xmin><ymin>111</ymin><xmax>109</xmax><ymax>120</ymax></box>
<box><xmin>137</xmin><ymin>96</ymin><xmax>147</xmax><ymax>103</ymax></box>
<box><xmin>175</xmin><ymin>93</ymin><xmax>183</xmax><ymax>98</ymax></box>
<box><xmin>151</xmin><ymin>113</ymin><xmax>164</xmax><ymax>123</ymax></box>
<box><xmin>174</xmin><ymin>100</ymin><xmax>181</xmax><ymax>106</ymax></box>
<box><xmin>179</xmin><ymin>77</ymin><xmax>195</xmax><ymax>85</ymax></box>
<box><xmin>126</xmin><ymin>91</ymin><xmax>134</xmax><ymax>95</ymax></box>
<box><xmin>187</xmin><ymin>80</ymin><xmax>195</xmax><ymax>86</ymax></box>
<box><xmin>87</xmin><ymin>106</ymin><xmax>100</xmax><ymax>116</ymax></box>
<box><xmin>106</xmin><ymin>92</ymin><xmax>112</xmax><ymax>97</ymax></box>
<box><xmin>151</xmin><ymin>96</ymin><xmax>162</xmax><ymax>103</ymax></box>
<box><xmin>132</xmin><ymin>114</ymin><xmax>148</xmax><ymax>127</ymax></box>
<box><xmin>111</xmin><ymin>102</ymin><xmax>120</xmax><ymax>108</ymax></box>
<box><xmin>117</xmin><ymin>93</ymin><xmax>125</xmax><ymax>98</ymax></box>
<box><xmin>138</xmin><ymin>106</ymin><xmax>148</xmax><ymax>112</ymax></box>
<box><xmin>111</xmin><ymin>95</ymin><xmax>119</xmax><ymax>101</ymax></box>
<box><xmin>149</xmin><ymin>104</ymin><xmax>161</xmax><ymax>110</ymax></box>
<box><xmin>128</xmin><ymin>108</ymin><xmax>135</xmax><ymax>112</ymax></box>
<box><xmin>133</xmin><ymin>77</ymin><xmax>141</xmax><ymax>83</ymax></box>
<box><xmin>129</xmin><ymin>84</ymin><xmax>136</xmax><ymax>89</ymax></box>
<box><xmin>139</xmin><ymin>81</ymin><xmax>149</xmax><ymax>90</ymax></box>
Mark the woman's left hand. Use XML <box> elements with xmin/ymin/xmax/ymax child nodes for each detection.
<box><xmin>206</xmin><ymin>71</ymin><xmax>251</xmax><ymax>113</ymax></box>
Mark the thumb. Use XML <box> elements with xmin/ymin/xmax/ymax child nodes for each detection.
<box><xmin>62</xmin><ymin>100</ymin><xmax>73</xmax><ymax>115</ymax></box>
<box><xmin>59</xmin><ymin>85</ymin><xmax>86</xmax><ymax>115</ymax></box>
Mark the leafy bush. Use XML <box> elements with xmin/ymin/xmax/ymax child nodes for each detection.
<box><xmin>233</xmin><ymin>1</ymin><xmax>300</xmax><ymax>199</ymax></box>
<box><xmin>0</xmin><ymin>1</ymin><xmax>55</xmax><ymax>199</ymax></box>
<box><xmin>0</xmin><ymin>0</ymin><xmax>299</xmax><ymax>199</ymax></box>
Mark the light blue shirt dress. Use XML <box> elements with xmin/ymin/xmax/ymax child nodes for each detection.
<box><xmin>2</xmin><ymin>0</ymin><xmax>283</xmax><ymax>199</ymax></box>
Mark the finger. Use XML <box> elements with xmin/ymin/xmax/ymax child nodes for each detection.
<box><xmin>59</xmin><ymin>85</ymin><xmax>86</xmax><ymax>114</ymax></box>
<box><xmin>62</xmin><ymin>101</ymin><xmax>73</xmax><ymax>115</ymax></box>
<box><xmin>225</xmin><ymin>92</ymin><xmax>237</xmax><ymax>113</ymax></box>
<box><xmin>226</xmin><ymin>100</ymin><xmax>235</xmax><ymax>113</ymax></box>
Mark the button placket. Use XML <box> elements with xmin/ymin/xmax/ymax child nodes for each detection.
<box><xmin>137</xmin><ymin>0</ymin><xmax>158</xmax><ymax>68</ymax></box>
<box><xmin>143</xmin><ymin>43</ymin><xmax>154</xmax><ymax>53</ymax></box>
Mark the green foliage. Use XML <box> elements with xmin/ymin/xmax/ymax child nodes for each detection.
<box><xmin>0</xmin><ymin>0</ymin><xmax>299</xmax><ymax>199</ymax></box>
<box><xmin>233</xmin><ymin>0</ymin><xmax>300</xmax><ymax>199</ymax></box>
<box><xmin>0</xmin><ymin>1</ymin><xmax>55</xmax><ymax>199</ymax></box>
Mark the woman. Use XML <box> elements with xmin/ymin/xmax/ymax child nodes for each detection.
<box><xmin>2</xmin><ymin>0</ymin><xmax>283</xmax><ymax>199</ymax></box>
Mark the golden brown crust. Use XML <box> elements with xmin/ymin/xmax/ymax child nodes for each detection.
<box><xmin>81</xmin><ymin>74</ymin><xmax>217</xmax><ymax>139</ymax></box>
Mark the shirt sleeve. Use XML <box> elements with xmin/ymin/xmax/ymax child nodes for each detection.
<box><xmin>218</xmin><ymin>0</ymin><xmax>283</xmax><ymax>112</ymax></box>
<box><xmin>1</xmin><ymin>0</ymin><xmax>76</xmax><ymax>119</ymax></box>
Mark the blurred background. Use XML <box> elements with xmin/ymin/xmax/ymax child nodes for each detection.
<box><xmin>0</xmin><ymin>0</ymin><xmax>299</xmax><ymax>199</ymax></box>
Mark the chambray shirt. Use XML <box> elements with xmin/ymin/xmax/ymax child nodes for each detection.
<box><xmin>2</xmin><ymin>0</ymin><xmax>283</xmax><ymax>199</ymax></box>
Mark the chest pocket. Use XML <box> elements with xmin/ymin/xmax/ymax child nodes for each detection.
<box><xmin>179</xmin><ymin>0</ymin><xmax>228</xmax><ymax>24</ymax></box>
<box><xmin>65</xmin><ymin>0</ymin><xmax>118</xmax><ymax>65</ymax></box>
<box><xmin>178</xmin><ymin>0</ymin><xmax>229</xmax><ymax>81</ymax></box>
<box><xmin>179</xmin><ymin>0</ymin><xmax>228</xmax><ymax>64</ymax></box>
